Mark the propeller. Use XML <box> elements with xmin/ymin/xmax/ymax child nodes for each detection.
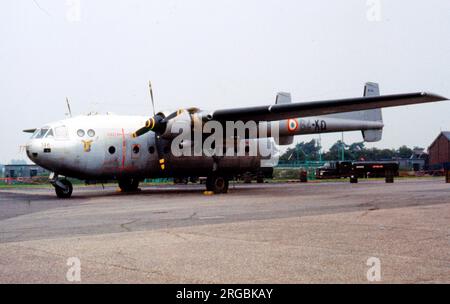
<box><xmin>66</xmin><ymin>97</ymin><xmax>72</xmax><ymax>117</ymax></box>
<box><xmin>132</xmin><ymin>113</ymin><xmax>166</xmax><ymax>138</ymax></box>
<box><xmin>132</xmin><ymin>82</ymin><xmax>196</xmax><ymax>171</ymax></box>
<box><xmin>132</xmin><ymin>108</ymin><xmax>199</xmax><ymax>139</ymax></box>
<box><xmin>132</xmin><ymin>82</ymin><xmax>203</xmax><ymax>171</ymax></box>
<box><xmin>149</xmin><ymin>80</ymin><xmax>155</xmax><ymax>116</ymax></box>
<box><xmin>132</xmin><ymin>81</ymin><xmax>165</xmax><ymax>138</ymax></box>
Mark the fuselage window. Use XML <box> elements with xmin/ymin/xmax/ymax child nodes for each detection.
<box><xmin>87</xmin><ymin>129</ymin><xmax>95</xmax><ymax>137</ymax></box>
<box><xmin>108</xmin><ymin>146</ymin><xmax>116</xmax><ymax>154</ymax></box>
<box><xmin>148</xmin><ymin>146</ymin><xmax>155</xmax><ymax>154</ymax></box>
<box><xmin>55</xmin><ymin>126</ymin><xmax>69</xmax><ymax>139</ymax></box>
<box><xmin>133</xmin><ymin>145</ymin><xmax>140</xmax><ymax>154</ymax></box>
<box><xmin>77</xmin><ymin>129</ymin><xmax>85</xmax><ymax>137</ymax></box>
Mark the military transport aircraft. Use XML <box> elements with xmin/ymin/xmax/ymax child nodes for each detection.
<box><xmin>23</xmin><ymin>82</ymin><xmax>447</xmax><ymax>198</ymax></box>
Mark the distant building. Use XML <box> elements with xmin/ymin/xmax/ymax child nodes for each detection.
<box><xmin>2</xmin><ymin>164</ymin><xmax>49</xmax><ymax>178</ymax></box>
<box><xmin>392</xmin><ymin>147</ymin><xmax>428</xmax><ymax>171</ymax></box>
<box><xmin>395</xmin><ymin>158</ymin><xmax>426</xmax><ymax>171</ymax></box>
<box><xmin>428</xmin><ymin>131</ymin><xmax>450</xmax><ymax>169</ymax></box>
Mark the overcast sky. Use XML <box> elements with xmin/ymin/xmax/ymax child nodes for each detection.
<box><xmin>1</xmin><ymin>0</ymin><xmax>449</xmax><ymax>164</ymax></box>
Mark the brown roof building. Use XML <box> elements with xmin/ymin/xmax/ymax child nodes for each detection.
<box><xmin>428</xmin><ymin>131</ymin><xmax>450</xmax><ymax>169</ymax></box>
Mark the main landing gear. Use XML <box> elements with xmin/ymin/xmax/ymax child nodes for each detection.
<box><xmin>205</xmin><ymin>175</ymin><xmax>229</xmax><ymax>194</ymax></box>
<box><xmin>118</xmin><ymin>178</ymin><xmax>140</xmax><ymax>192</ymax></box>
<box><xmin>50</xmin><ymin>174</ymin><xmax>73</xmax><ymax>199</ymax></box>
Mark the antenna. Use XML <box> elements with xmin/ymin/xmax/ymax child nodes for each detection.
<box><xmin>148</xmin><ymin>81</ymin><xmax>155</xmax><ymax>116</ymax></box>
<box><xmin>66</xmin><ymin>97</ymin><xmax>72</xmax><ymax>117</ymax></box>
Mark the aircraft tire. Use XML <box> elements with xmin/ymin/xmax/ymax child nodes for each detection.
<box><xmin>118</xmin><ymin>178</ymin><xmax>140</xmax><ymax>192</ymax></box>
<box><xmin>189</xmin><ymin>177</ymin><xmax>199</xmax><ymax>184</ymax></box>
<box><xmin>206</xmin><ymin>176</ymin><xmax>229</xmax><ymax>194</ymax></box>
<box><xmin>55</xmin><ymin>180</ymin><xmax>73</xmax><ymax>199</ymax></box>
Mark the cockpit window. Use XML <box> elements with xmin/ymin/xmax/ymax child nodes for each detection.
<box><xmin>45</xmin><ymin>129</ymin><xmax>54</xmax><ymax>138</ymax></box>
<box><xmin>35</xmin><ymin>128</ymin><xmax>49</xmax><ymax>139</ymax></box>
<box><xmin>31</xmin><ymin>129</ymin><xmax>40</xmax><ymax>139</ymax></box>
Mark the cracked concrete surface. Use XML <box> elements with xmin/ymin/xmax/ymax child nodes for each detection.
<box><xmin>0</xmin><ymin>179</ymin><xmax>449</xmax><ymax>283</ymax></box>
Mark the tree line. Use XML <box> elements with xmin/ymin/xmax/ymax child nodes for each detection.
<box><xmin>280</xmin><ymin>139</ymin><xmax>420</xmax><ymax>162</ymax></box>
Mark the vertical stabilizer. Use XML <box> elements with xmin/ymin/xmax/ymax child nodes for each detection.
<box><xmin>361</xmin><ymin>82</ymin><xmax>383</xmax><ymax>142</ymax></box>
<box><xmin>276</xmin><ymin>92</ymin><xmax>294</xmax><ymax>145</ymax></box>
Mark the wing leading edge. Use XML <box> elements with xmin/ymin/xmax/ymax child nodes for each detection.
<box><xmin>209</xmin><ymin>92</ymin><xmax>447</xmax><ymax>122</ymax></box>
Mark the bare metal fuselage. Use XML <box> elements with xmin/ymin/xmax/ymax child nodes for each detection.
<box><xmin>25</xmin><ymin>113</ymin><xmax>383</xmax><ymax>180</ymax></box>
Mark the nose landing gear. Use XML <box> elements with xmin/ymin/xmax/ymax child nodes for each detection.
<box><xmin>50</xmin><ymin>174</ymin><xmax>73</xmax><ymax>199</ymax></box>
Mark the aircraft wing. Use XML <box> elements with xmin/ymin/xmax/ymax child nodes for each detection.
<box><xmin>208</xmin><ymin>92</ymin><xmax>447</xmax><ymax>122</ymax></box>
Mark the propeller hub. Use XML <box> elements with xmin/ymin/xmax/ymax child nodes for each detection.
<box><xmin>132</xmin><ymin>114</ymin><xmax>167</xmax><ymax>138</ymax></box>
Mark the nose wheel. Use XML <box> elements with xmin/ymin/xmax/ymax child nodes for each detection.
<box><xmin>53</xmin><ymin>179</ymin><xmax>73</xmax><ymax>199</ymax></box>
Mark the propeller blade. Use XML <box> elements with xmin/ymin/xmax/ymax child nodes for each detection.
<box><xmin>159</xmin><ymin>158</ymin><xmax>166</xmax><ymax>170</ymax></box>
<box><xmin>155</xmin><ymin>135</ymin><xmax>167</xmax><ymax>171</ymax></box>
<box><xmin>132</xmin><ymin>115</ymin><xmax>167</xmax><ymax>138</ymax></box>
<box><xmin>162</xmin><ymin>109</ymin><xmax>185</xmax><ymax>123</ymax></box>
<box><xmin>66</xmin><ymin>97</ymin><xmax>72</xmax><ymax>117</ymax></box>
<box><xmin>132</xmin><ymin>126</ymin><xmax>151</xmax><ymax>138</ymax></box>
<box><xmin>149</xmin><ymin>81</ymin><xmax>155</xmax><ymax>116</ymax></box>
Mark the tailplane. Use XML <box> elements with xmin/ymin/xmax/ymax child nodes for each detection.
<box><xmin>327</xmin><ymin>82</ymin><xmax>383</xmax><ymax>142</ymax></box>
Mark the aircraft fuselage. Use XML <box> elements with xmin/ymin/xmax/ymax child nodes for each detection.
<box><xmin>25</xmin><ymin>113</ymin><xmax>382</xmax><ymax>181</ymax></box>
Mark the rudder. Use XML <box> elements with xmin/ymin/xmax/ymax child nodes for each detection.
<box><xmin>361</xmin><ymin>82</ymin><xmax>383</xmax><ymax>142</ymax></box>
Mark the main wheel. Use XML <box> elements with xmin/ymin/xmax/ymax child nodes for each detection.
<box><xmin>55</xmin><ymin>179</ymin><xmax>73</xmax><ymax>199</ymax></box>
<box><xmin>243</xmin><ymin>174</ymin><xmax>252</xmax><ymax>184</ymax></box>
<box><xmin>118</xmin><ymin>178</ymin><xmax>140</xmax><ymax>192</ymax></box>
<box><xmin>189</xmin><ymin>177</ymin><xmax>199</xmax><ymax>184</ymax></box>
<box><xmin>206</xmin><ymin>176</ymin><xmax>229</xmax><ymax>194</ymax></box>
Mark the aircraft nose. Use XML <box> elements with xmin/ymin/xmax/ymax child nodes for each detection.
<box><xmin>26</xmin><ymin>139</ymin><xmax>39</xmax><ymax>160</ymax></box>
